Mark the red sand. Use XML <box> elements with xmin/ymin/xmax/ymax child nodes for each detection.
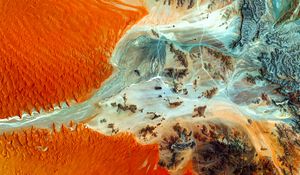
<box><xmin>0</xmin><ymin>123</ymin><xmax>169</xmax><ymax>175</ymax></box>
<box><xmin>0</xmin><ymin>0</ymin><xmax>147</xmax><ymax>118</ymax></box>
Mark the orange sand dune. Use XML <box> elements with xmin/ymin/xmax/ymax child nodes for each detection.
<box><xmin>0</xmin><ymin>123</ymin><xmax>169</xmax><ymax>175</ymax></box>
<box><xmin>0</xmin><ymin>0</ymin><xmax>147</xmax><ymax>118</ymax></box>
